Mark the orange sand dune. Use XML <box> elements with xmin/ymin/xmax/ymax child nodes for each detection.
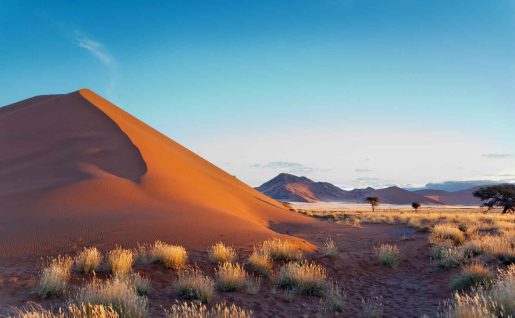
<box><xmin>0</xmin><ymin>90</ymin><xmax>315</xmax><ymax>259</ymax></box>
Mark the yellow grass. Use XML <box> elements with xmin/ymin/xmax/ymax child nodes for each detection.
<box><xmin>322</xmin><ymin>239</ymin><xmax>338</xmax><ymax>256</ymax></box>
<box><xmin>208</xmin><ymin>242</ymin><xmax>237</xmax><ymax>264</ymax></box>
<box><xmin>73</xmin><ymin>277</ymin><xmax>148</xmax><ymax>318</ymax></box>
<box><xmin>215</xmin><ymin>262</ymin><xmax>248</xmax><ymax>292</ymax></box>
<box><xmin>276</xmin><ymin>261</ymin><xmax>328</xmax><ymax>296</ymax></box>
<box><xmin>36</xmin><ymin>255</ymin><xmax>73</xmax><ymax>298</ymax></box>
<box><xmin>164</xmin><ymin>301</ymin><xmax>253</xmax><ymax>318</ymax></box>
<box><xmin>9</xmin><ymin>303</ymin><xmax>120</xmax><ymax>318</ymax></box>
<box><xmin>74</xmin><ymin>247</ymin><xmax>103</xmax><ymax>274</ymax></box>
<box><xmin>175</xmin><ymin>267</ymin><xmax>215</xmax><ymax>303</ymax></box>
<box><xmin>451</xmin><ymin>264</ymin><xmax>494</xmax><ymax>290</ymax></box>
<box><xmin>260</xmin><ymin>238</ymin><xmax>303</xmax><ymax>261</ymax></box>
<box><xmin>107</xmin><ymin>247</ymin><xmax>134</xmax><ymax>277</ymax></box>
<box><xmin>432</xmin><ymin>224</ymin><xmax>465</xmax><ymax>245</ymax></box>
<box><xmin>247</xmin><ymin>248</ymin><xmax>272</xmax><ymax>276</ymax></box>
<box><xmin>374</xmin><ymin>244</ymin><xmax>400</xmax><ymax>268</ymax></box>
<box><xmin>149</xmin><ymin>241</ymin><xmax>188</xmax><ymax>270</ymax></box>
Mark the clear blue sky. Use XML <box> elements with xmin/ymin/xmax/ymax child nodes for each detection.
<box><xmin>1</xmin><ymin>0</ymin><xmax>514</xmax><ymax>188</ymax></box>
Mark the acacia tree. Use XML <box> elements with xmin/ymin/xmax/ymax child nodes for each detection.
<box><xmin>365</xmin><ymin>196</ymin><xmax>379</xmax><ymax>212</ymax></box>
<box><xmin>473</xmin><ymin>184</ymin><xmax>515</xmax><ymax>214</ymax></box>
<box><xmin>412</xmin><ymin>202</ymin><xmax>421</xmax><ymax>211</ymax></box>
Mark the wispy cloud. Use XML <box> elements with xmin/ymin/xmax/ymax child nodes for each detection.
<box><xmin>73</xmin><ymin>32</ymin><xmax>118</xmax><ymax>98</ymax></box>
<box><xmin>482</xmin><ymin>153</ymin><xmax>514</xmax><ymax>159</ymax></box>
<box><xmin>251</xmin><ymin>161</ymin><xmax>314</xmax><ymax>174</ymax></box>
<box><xmin>355</xmin><ymin>168</ymin><xmax>373</xmax><ymax>173</ymax></box>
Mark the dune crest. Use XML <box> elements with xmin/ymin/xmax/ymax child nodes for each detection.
<box><xmin>0</xmin><ymin>90</ymin><xmax>314</xmax><ymax>259</ymax></box>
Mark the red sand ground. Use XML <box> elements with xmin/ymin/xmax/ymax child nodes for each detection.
<box><xmin>0</xmin><ymin>90</ymin><xmax>455</xmax><ymax>316</ymax></box>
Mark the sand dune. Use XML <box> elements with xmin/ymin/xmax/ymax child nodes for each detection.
<box><xmin>0</xmin><ymin>89</ymin><xmax>314</xmax><ymax>259</ymax></box>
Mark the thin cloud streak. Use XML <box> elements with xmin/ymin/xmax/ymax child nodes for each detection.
<box><xmin>482</xmin><ymin>153</ymin><xmax>514</xmax><ymax>159</ymax></box>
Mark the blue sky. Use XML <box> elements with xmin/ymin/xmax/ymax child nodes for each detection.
<box><xmin>1</xmin><ymin>0</ymin><xmax>514</xmax><ymax>188</ymax></box>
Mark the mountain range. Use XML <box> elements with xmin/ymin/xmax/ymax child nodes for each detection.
<box><xmin>256</xmin><ymin>173</ymin><xmax>482</xmax><ymax>205</ymax></box>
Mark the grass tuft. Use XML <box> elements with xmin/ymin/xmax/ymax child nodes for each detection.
<box><xmin>276</xmin><ymin>261</ymin><xmax>328</xmax><ymax>296</ymax></box>
<box><xmin>164</xmin><ymin>301</ymin><xmax>253</xmax><ymax>318</ymax></box>
<box><xmin>36</xmin><ymin>255</ymin><xmax>73</xmax><ymax>299</ymax></box>
<box><xmin>375</xmin><ymin>244</ymin><xmax>400</xmax><ymax>268</ymax></box>
<box><xmin>208</xmin><ymin>242</ymin><xmax>237</xmax><ymax>264</ymax></box>
<box><xmin>74</xmin><ymin>247</ymin><xmax>103</xmax><ymax>274</ymax></box>
<box><xmin>176</xmin><ymin>267</ymin><xmax>215</xmax><ymax>304</ymax></box>
<box><xmin>260</xmin><ymin>238</ymin><xmax>303</xmax><ymax>261</ymax></box>
<box><xmin>215</xmin><ymin>262</ymin><xmax>248</xmax><ymax>292</ymax></box>
<box><xmin>107</xmin><ymin>247</ymin><xmax>133</xmax><ymax>277</ymax></box>
<box><xmin>451</xmin><ymin>264</ymin><xmax>494</xmax><ymax>290</ymax></box>
<box><xmin>247</xmin><ymin>248</ymin><xmax>272</xmax><ymax>276</ymax></box>
<box><xmin>149</xmin><ymin>241</ymin><xmax>188</xmax><ymax>270</ymax></box>
<box><xmin>322</xmin><ymin>239</ymin><xmax>338</xmax><ymax>256</ymax></box>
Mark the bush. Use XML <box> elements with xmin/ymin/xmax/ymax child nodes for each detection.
<box><xmin>215</xmin><ymin>262</ymin><xmax>248</xmax><ymax>292</ymax></box>
<box><xmin>73</xmin><ymin>277</ymin><xmax>148</xmax><ymax>318</ymax></box>
<box><xmin>74</xmin><ymin>247</ymin><xmax>103</xmax><ymax>274</ymax></box>
<box><xmin>36</xmin><ymin>255</ymin><xmax>73</xmax><ymax>298</ymax></box>
<box><xmin>149</xmin><ymin>241</ymin><xmax>188</xmax><ymax>270</ymax></box>
<box><xmin>208</xmin><ymin>242</ymin><xmax>237</xmax><ymax>264</ymax></box>
<box><xmin>247</xmin><ymin>248</ymin><xmax>272</xmax><ymax>276</ymax></box>
<box><xmin>276</xmin><ymin>261</ymin><xmax>328</xmax><ymax>296</ymax></box>
<box><xmin>451</xmin><ymin>264</ymin><xmax>494</xmax><ymax>290</ymax></box>
<box><xmin>107</xmin><ymin>247</ymin><xmax>133</xmax><ymax>277</ymax></box>
<box><xmin>375</xmin><ymin>244</ymin><xmax>400</xmax><ymax>268</ymax></box>
<box><xmin>260</xmin><ymin>238</ymin><xmax>303</xmax><ymax>261</ymax></box>
<box><xmin>176</xmin><ymin>267</ymin><xmax>215</xmax><ymax>303</ymax></box>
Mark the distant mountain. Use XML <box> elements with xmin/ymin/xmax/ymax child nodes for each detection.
<box><xmin>256</xmin><ymin>174</ymin><xmax>441</xmax><ymax>204</ymax></box>
<box><xmin>413</xmin><ymin>187</ymin><xmax>481</xmax><ymax>205</ymax></box>
<box><xmin>255</xmin><ymin>173</ymin><xmax>352</xmax><ymax>203</ymax></box>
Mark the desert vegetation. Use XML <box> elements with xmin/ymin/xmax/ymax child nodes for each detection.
<box><xmin>147</xmin><ymin>241</ymin><xmax>188</xmax><ymax>270</ymax></box>
<box><xmin>164</xmin><ymin>301</ymin><xmax>253</xmax><ymax>318</ymax></box>
<box><xmin>208</xmin><ymin>242</ymin><xmax>237</xmax><ymax>264</ymax></box>
<box><xmin>36</xmin><ymin>255</ymin><xmax>73</xmax><ymax>298</ymax></box>
<box><xmin>107</xmin><ymin>247</ymin><xmax>134</xmax><ymax>277</ymax></box>
<box><xmin>175</xmin><ymin>267</ymin><xmax>215</xmax><ymax>303</ymax></box>
<box><xmin>214</xmin><ymin>262</ymin><xmax>248</xmax><ymax>292</ymax></box>
<box><xmin>74</xmin><ymin>247</ymin><xmax>103</xmax><ymax>274</ymax></box>
<box><xmin>276</xmin><ymin>261</ymin><xmax>328</xmax><ymax>296</ymax></box>
<box><xmin>260</xmin><ymin>238</ymin><xmax>303</xmax><ymax>261</ymax></box>
<box><xmin>375</xmin><ymin>244</ymin><xmax>400</xmax><ymax>268</ymax></box>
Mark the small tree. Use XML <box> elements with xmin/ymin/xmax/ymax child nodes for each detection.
<box><xmin>365</xmin><ymin>196</ymin><xmax>379</xmax><ymax>212</ymax></box>
<box><xmin>473</xmin><ymin>184</ymin><xmax>515</xmax><ymax>214</ymax></box>
<box><xmin>411</xmin><ymin>202</ymin><xmax>421</xmax><ymax>211</ymax></box>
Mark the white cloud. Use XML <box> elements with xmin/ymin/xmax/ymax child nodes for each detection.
<box><xmin>73</xmin><ymin>32</ymin><xmax>118</xmax><ymax>98</ymax></box>
<box><xmin>482</xmin><ymin>153</ymin><xmax>514</xmax><ymax>159</ymax></box>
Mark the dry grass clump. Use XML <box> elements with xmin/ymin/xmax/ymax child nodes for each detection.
<box><xmin>149</xmin><ymin>241</ymin><xmax>188</xmax><ymax>270</ymax></box>
<box><xmin>374</xmin><ymin>244</ymin><xmax>400</xmax><ymax>268</ymax></box>
<box><xmin>36</xmin><ymin>255</ymin><xmax>73</xmax><ymax>299</ymax></box>
<box><xmin>361</xmin><ymin>295</ymin><xmax>384</xmax><ymax>318</ymax></box>
<box><xmin>323</xmin><ymin>281</ymin><xmax>346</xmax><ymax>313</ymax></box>
<box><xmin>276</xmin><ymin>261</ymin><xmax>328</xmax><ymax>296</ymax></box>
<box><xmin>215</xmin><ymin>262</ymin><xmax>248</xmax><ymax>292</ymax></box>
<box><xmin>322</xmin><ymin>239</ymin><xmax>338</xmax><ymax>256</ymax></box>
<box><xmin>74</xmin><ymin>247</ymin><xmax>103</xmax><ymax>274</ymax></box>
<box><xmin>9</xmin><ymin>303</ymin><xmax>120</xmax><ymax>318</ymax></box>
<box><xmin>432</xmin><ymin>244</ymin><xmax>464</xmax><ymax>269</ymax></box>
<box><xmin>451</xmin><ymin>264</ymin><xmax>494</xmax><ymax>290</ymax></box>
<box><xmin>164</xmin><ymin>301</ymin><xmax>253</xmax><ymax>318</ymax></box>
<box><xmin>176</xmin><ymin>267</ymin><xmax>215</xmax><ymax>303</ymax></box>
<box><xmin>107</xmin><ymin>247</ymin><xmax>134</xmax><ymax>277</ymax></box>
<box><xmin>247</xmin><ymin>248</ymin><xmax>272</xmax><ymax>276</ymax></box>
<box><xmin>464</xmin><ymin>235</ymin><xmax>515</xmax><ymax>263</ymax></box>
<box><xmin>208</xmin><ymin>242</ymin><xmax>237</xmax><ymax>264</ymax></box>
<box><xmin>432</xmin><ymin>224</ymin><xmax>465</xmax><ymax>245</ymax></box>
<box><xmin>73</xmin><ymin>277</ymin><xmax>148</xmax><ymax>318</ymax></box>
<box><xmin>125</xmin><ymin>272</ymin><xmax>151</xmax><ymax>296</ymax></box>
<box><xmin>260</xmin><ymin>238</ymin><xmax>303</xmax><ymax>261</ymax></box>
<box><xmin>442</xmin><ymin>265</ymin><xmax>515</xmax><ymax>317</ymax></box>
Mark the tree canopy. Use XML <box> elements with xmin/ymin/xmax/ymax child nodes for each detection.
<box><xmin>473</xmin><ymin>184</ymin><xmax>515</xmax><ymax>214</ymax></box>
<box><xmin>365</xmin><ymin>196</ymin><xmax>380</xmax><ymax>212</ymax></box>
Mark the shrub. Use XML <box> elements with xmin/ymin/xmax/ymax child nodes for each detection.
<box><xmin>164</xmin><ymin>301</ymin><xmax>253</xmax><ymax>318</ymax></box>
<box><xmin>375</xmin><ymin>244</ymin><xmax>400</xmax><ymax>268</ymax></box>
<box><xmin>36</xmin><ymin>255</ymin><xmax>73</xmax><ymax>298</ymax></box>
<box><xmin>451</xmin><ymin>264</ymin><xmax>494</xmax><ymax>290</ymax></box>
<box><xmin>74</xmin><ymin>247</ymin><xmax>103</xmax><ymax>274</ymax></box>
<box><xmin>107</xmin><ymin>247</ymin><xmax>133</xmax><ymax>277</ymax></box>
<box><xmin>73</xmin><ymin>277</ymin><xmax>148</xmax><ymax>318</ymax></box>
<box><xmin>276</xmin><ymin>261</ymin><xmax>328</xmax><ymax>296</ymax></box>
<box><xmin>215</xmin><ymin>262</ymin><xmax>248</xmax><ymax>292</ymax></box>
<box><xmin>247</xmin><ymin>248</ymin><xmax>272</xmax><ymax>276</ymax></box>
<box><xmin>149</xmin><ymin>241</ymin><xmax>188</xmax><ymax>270</ymax></box>
<box><xmin>176</xmin><ymin>267</ymin><xmax>215</xmax><ymax>303</ymax></box>
<box><xmin>322</xmin><ymin>239</ymin><xmax>338</xmax><ymax>256</ymax></box>
<box><xmin>208</xmin><ymin>242</ymin><xmax>237</xmax><ymax>264</ymax></box>
<box><xmin>432</xmin><ymin>225</ymin><xmax>465</xmax><ymax>245</ymax></box>
<box><xmin>261</xmin><ymin>238</ymin><xmax>303</xmax><ymax>261</ymax></box>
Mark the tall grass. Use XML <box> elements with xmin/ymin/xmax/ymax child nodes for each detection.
<box><xmin>164</xmin><ymin>302</ymin><xmax>253</xmax><ymax>318</ymax></box>
<box><xmin>451</xmin><ymin>264</ymin><xmax>494</xmax><ymax>290</ymax></box>
<box><xmin>260</xmin><ymin>238</ymin><xmax>303</xmax><ymax>261</ymax></box>
<box><xmin>74</xmin><ymin>247</ymin><xmax>103</xmax><ymax>274</ymax></box>
<box><xmin>175</xmin><ymin>267</ymin><xmax>215</xmax><ymax>303</ymax></box>
<box><xmin>215</xmin><ymin>262</ymin><xmax>248</xmax><ymax>292</ymax></box>
<box><xmin>148</xmin><ymin>241</ymin><xmax>188</xmax><ymax>270</ymax></box>
<box><xmin>247</xmin><ymin>248</ymin><xmax>272</xmax><ymax>276</ymax></box>
<box><xmin>73</xmin><ymin>277</ymin><xmax>148</xmax><ymax>318</ymax></box>
<box><xmin>36</xmin><ymin>255</ymin><xmax>73</xmax><ymax>298</ymax></box>
<box><xmin>107</xmin><ymin>247</ymin><xmax>133</xmax><ymax>277</ymax></box>
<box><xmin>9</xmin><ymin>303</ymin><xmax>120</xmax><ymax>318</ymax></box>
<box><xmin>276</xmin><ymin>261</ymin><xmax>328</xmax><ymax>296</ymax></box>
<box><xmin>208</xmin><ymin>242</ymin><xmax>237</xmax><ymax>264</ymax></box>
<box><xmin>374</xmin><ymin>244</ymin><xmax>400</xmax><ymax>268</ymax></box>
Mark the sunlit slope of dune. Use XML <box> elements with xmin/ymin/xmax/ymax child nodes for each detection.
<box><xmin>0</xmin><ymin>90</ymin><xmax>314</xmax><ymax>258</ymax></box>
